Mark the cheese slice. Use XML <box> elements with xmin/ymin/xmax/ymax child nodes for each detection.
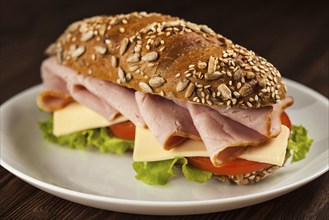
<box><xmin>239</xmin><ymin>125</ymin><xmax>290</xmax><ymax>166</ymax></box>
<box><xmin>133</xmin><ymin>127</ymin><xmax>209</xmax><ymax>161</ymax></box>
<box><xmin>133</xmin><ymin>125</ymin><xmax>290</xmax><ymax>166</ymax></box>
<box><xmin>53</xmin><ymin>102</ymin><xmax>127</xmax><ymax>136</ymax></box>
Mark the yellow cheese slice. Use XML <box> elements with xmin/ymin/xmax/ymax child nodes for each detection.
<box><xmin>133</xmin><ymin>127</ymin><xmax>209</xmax><ymax>161</ymax></box>
<box><xmin>133</xmin><ymin>125</ymin><xmax>290</xmax><ymax>166</ymax></box>
<box><xmin>53</xmin><ymin>102</ymin><xmax>127</xmax><ymax>136</ymax></box>
<box><xmin>239</xmin><ymin>125</ymin><xmax>290</xmax><ymax>166</ymax></box>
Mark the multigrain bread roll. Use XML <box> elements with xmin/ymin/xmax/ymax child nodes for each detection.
<box><xmin>44</xmin><ymin>12</ymin><xmax>287</xmax><ymax>111</ymax></box>
<box><xmin>38</xmin><ymin>12</ymin><xmax>298</xmax><ymax>185</ymax></box>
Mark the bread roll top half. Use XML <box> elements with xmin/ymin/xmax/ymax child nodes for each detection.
<box><xmin>46</xmin><ymin>12</ymin><xmax>287</xmax><ymax>109</ymax></box>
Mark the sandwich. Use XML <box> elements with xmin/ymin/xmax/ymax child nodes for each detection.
<box><xmin>37</xmin><ymin>12</ymin><xmax>313</xmax><ymax>185</ymax></box>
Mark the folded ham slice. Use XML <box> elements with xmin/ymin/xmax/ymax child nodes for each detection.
<box><xmin>135</xmin><ymin>91</ymin><xmax>200</xmax><ymax>149</ymax></box>
<box><xmin>38</xmin><ymin>57</ymin><xmax>145</xmax><ymax>126</ymax></box>
<box><xmin>68</xmin><ymin>75</ymin><xmax>145</xmax><ymax>126</ymax></box>
<box><xmin>211</xmin><ymin>96</ymin><xmax>293</xmax><ymax>138</ymax></box>
<box><xmin>66</xmin><ymin>75</ymin><xmax>119</xmax><ymax>120</ymax></box>
<box><xmin>188</xmin><ymin>103</ymin><xmax>268</xmax><ymax>166</ymax></box>
<box><xmin>37</xmin><ymin>58</ymin><xmax>74</xmax><ymax>111</ymax></box>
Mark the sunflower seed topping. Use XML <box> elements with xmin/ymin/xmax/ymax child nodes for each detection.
<box><xmin>71</xmin><ymin>45</ymin><xmax>85</xmax><ymax>58</ymax></box>
<box><xmin>185</xmin><ymin>83</ymin><xmax>195</xmax><ymax>98</ymax></box>
<box><xmin>246</xmin><ymin>71</ymin><xmax>255</xmax><ymax>79</ymax></box>
<box><xmin>111</xmin><ymin>56</ymin><xmax>118</xmax><ymax>67</ymax></box>
<box><xmin>258</xmin><ymin>78</ymin><xmax>266</xmax><ymax>88</ymax></box>
<box><xmin>200</xmin><ymin>25</ymin><xmax>215</xmax><ymax>34</ymax></box>
<box><xmin>208</xmin><ymin>56</ymin><xmax>217</xmax><ymax>74</ymax></box>
<box><xmin>127</xmin><ymin>53</ymin><xmax>140</xmax><ymax>63</ymax></box>
<box><xmin>126</xmin><ymin>73</ymin><xmax>132</xmax><ymax>81</ymax></box>
<box><xmin>119</xmin><ymin>38</ymin><xmax>129</xmax><ymax>55</ymax></box>
<box><xmin>186</xmin><ymin>22</ymin><xmax>200</xmax><ymax>32</ymax></box>
<box><xmin>176</xmin><ymin>80</ymin><xmax>190</xmax><ymax>92</ymax></box>
<box><xmin>142</xmin><ymin>51</ymin><xmax>158</xmax><ymax>62</ymax></box>
<box><xmin>175</xmin><ymin>73</ymin><xmax>181</xmax><ymax>78</ymax></box>
<box><xmin>205</xmin><ymin>71</ymin><xmax>222</xmax><ymax>80</ymax></box>
<box><xmin>139</xmin><ymin>82</ymin><xmax>153</xmax><ymax>93</ymax></box>
<box><xmin>149</xmin><ymin>76</ymin><xmax>165</xmax><ymax>88</ymax></box>
<box><xmin>197</xmin><ymin>61</ymin><xmax>207</xmax><ymax>69</ymax></box>
<box><xmin>217</xmin><ymin>84</ymin><xmax>232</xmax><ymax>100</ymax></box>
<box><xmin>94</xmin><ymin>45</ymin><xmax>107</xmax><ymax>54</ymax></box>
<box><xmin>80</xmin><ymin>30</ymin><xmax>94</xmax><ymax>42</ymax></box>
<box><xmin>118</xmin><ymin>67</ymin><xmax>126</xmax><ymax>83</ymax></box>
<box><xmin>239</xmin><ymin>84</ymin><xmax>253</xmax><ymax>97</ymax></box>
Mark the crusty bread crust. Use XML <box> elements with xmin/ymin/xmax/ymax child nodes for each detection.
<box><xmin>216</xmin><ymin>165</ymin><xmax>280</xmax><ymax>185</ymax></box>
<box><xmin>46</xmin><ymin>12</ymin><xmax>287</xmax><ymax>109</ymax></box>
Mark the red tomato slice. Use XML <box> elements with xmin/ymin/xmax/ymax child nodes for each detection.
<box><xmin>187</xmin><ymin>157</ymin><xmax>271</xmax><ymax>175</ymax></box>
<box><xmin>187</xmin><ymin>112</ymin><xmax>292</xmax><ymax>175</ymax></box>
<box><xmin>281</xmin><ymin>111</ymin><xmax>292</xmax><ymax>130</ymax></box>
<box><xmin>109</xmin><ymin>121</ymin><xmax>135</xmax><ymax>140</ymax></box>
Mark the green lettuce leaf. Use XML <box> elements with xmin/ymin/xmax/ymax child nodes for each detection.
<box><xmin>132</xmin><ymin>157</ymin><xmax>212</xmax><ymax>185</ymax></box>
<box><xmin>39</xmin><ymin>115</ymin><xmax>133</xmax><ymax>154</ymax></box>
<box><xmin>287</xmin><ymin>125</ymin><xmax>313</xmax><ymax>162</ymax></box>
<box><xmin>180</xmin><ymin>158</ymin><xmax>213</xmax><ymax>183</ymax></box>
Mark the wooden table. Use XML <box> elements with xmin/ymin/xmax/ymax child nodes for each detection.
<box><xmin>1</xmin><ymin>1</ymin><xmax>328</xmax><ymax>219</ymax></box>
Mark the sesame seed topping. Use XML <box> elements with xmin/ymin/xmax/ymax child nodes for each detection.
<box><xmin>233</xmin><ymin>91</ymin><xmax>240</xmax><ymax>98</ymax></box>
<box><xmin>119</xmin><ymin>27</ymin><xmax>125</xmax><ymax>33</ymax></box>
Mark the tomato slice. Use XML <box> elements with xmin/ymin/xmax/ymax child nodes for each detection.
<box><xmin>187</xmin><ymin>157</ymin><xmax>271</xmax><ymax>175</ymax></box>
<box><xmin>109</xmin><ymin>121</ymin><xmax>136</xmax><ymax>140</ymax></box>
<box><xmin>187</xmin><ymin>111</ymin><xmax>292</xmax><ymax>175</ymax></box>
<box><xmin>281</xmin><ymin>111</ymin><xmax>292</xmax><ymax>130</ymax></box>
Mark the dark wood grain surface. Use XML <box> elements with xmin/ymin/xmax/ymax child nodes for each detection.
<box><xmin>1</xmin><ymin>0</ymin><xmax>328</xmax><ymax>219</ymax></box>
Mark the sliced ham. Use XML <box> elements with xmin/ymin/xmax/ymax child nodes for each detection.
<box><xmin>135</xmin><ymin>91</ymin><xmax>200</xmax><ymax>149</ymax></box>
<box><xmin>37</xmin><ymin>58</ymin><xmax>74</xmax><ymax>111</ymax></box>
<box><xmin>38</xmin><ymin>57</ymin><xmax>145</xmax><ymax>126</ymax></box>
<box><xmin>187</xmin><ymin>103</ymin><xmax>268</xmax><ymax>166</ymax></box>
<box><xmin>210</xmin><ymin>107</ymin><xmax>272</xmax><ymax>137</ymax></box>
<box><xmin>270</xmin><ymin>96</ymin><xmax>294</xmax><ymax>135</ymax></box>
<box><xmin>66</xmin><ymin>75</ymin><xmax>119</xmax><ymax>120</ymax></box>
<box><xmin>70</xmin><ymin>76</ymin><xmax>145</xmax><ymax>127</ymax></box>
<box><xmin>211</xmin><ymin>97</ymin><xmax>293</xmax><ymax>138</ymax></box>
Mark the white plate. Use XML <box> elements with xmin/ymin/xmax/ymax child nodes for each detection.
<box><xmin>1</xmin><ymin>79</ymin><xmax>328</xmax><ymax>215</ymax></box>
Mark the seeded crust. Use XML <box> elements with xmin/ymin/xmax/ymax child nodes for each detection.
<box><xmin>216</xmin><ymin>165</ymin><xmax>280</xmax><ymax>185</ymax></box>
<box><xmin>46</xmin><ymin>12</ymin><xmax>287</xmax><ymax>109</ymax></box>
